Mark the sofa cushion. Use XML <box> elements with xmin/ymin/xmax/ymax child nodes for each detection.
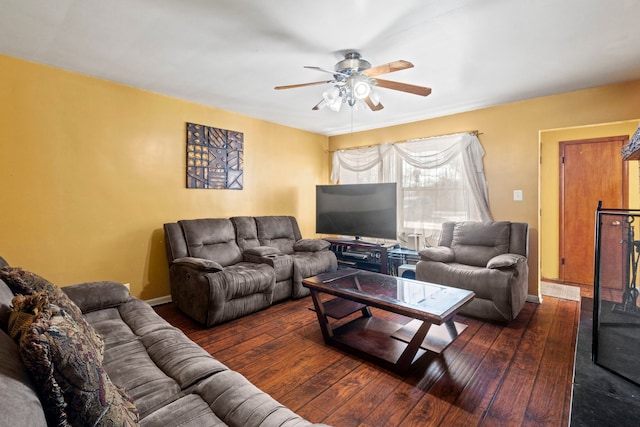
<box><xmin>0</xmin><ymin>267</ymin><xmax>104</xmax><ymax>355</ymax></box>
<box><xmin>195</xmin><ymin>370</ymin><xmax>315</xmax><ymax>427</ymax></box>
<box><xmin>451</xmin><ymin>221</ymin><xmax>511</xmax><ymax>267</ymax></box>
<box><xmin>0</xmin><ymin>278</ymin><xmax>14</xmax><ymax>332</ymax></box>
<box><xmin>62</xmin><ymin>280</ymin><xmax>131</xmax><ymax>313</ymax></box>
<box><xmin>16</xmin><ymin>294</ymin><xmax>139</xmax><ymax>426</ymax></box>
<box><xmin>179</xmin><ymin>218</ymin><xmax>243</xmax><ymax>267</ymax></box>
<box><xmin>255</xmin><ymin>216</ymin><xmax>297</xmax><ymax>254</ymax></box>
<box><xmin>231</xmin><ymin>216</ymin><xmax>261</xmax><ymax>251</ymax></box>
<box><xmin>139</xmin><ymin>394</ymin><xmax>224</xmax><ymax>427</ymax></box>
<box><xmin>222</xmin><ymin>262</ymin><xmax>275</xmax><ymax>300</ymax></box>
<box><xmin>0</xmin><ymin>329</ymin><xmax>47</xmax><ymax>426</ymax></box>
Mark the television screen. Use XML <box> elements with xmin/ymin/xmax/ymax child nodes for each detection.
<box><xmin>316</xmin><ymin>183</ymin><xmax>397</xmax><ymax>241</ymax></box>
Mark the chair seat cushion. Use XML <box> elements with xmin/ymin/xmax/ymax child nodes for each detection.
<box><xmin>419</xmin><ymin>261</ymin><xmax>514</xmax><ymax>301</ymax></box>
<box><xmin>222</xmin><ymin>262</ymin><xmax>275</xmax><ymax>300</ymax></box>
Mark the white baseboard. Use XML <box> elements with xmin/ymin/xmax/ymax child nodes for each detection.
<box><xmin>527</xmin><ymin>294</ymin><xmax>542</xmax><ymax>304</ymax></box>
<box><xmin>145</xmin><ymin>295</ymin><xmax>172</xmax><ymax>307</ymax></box>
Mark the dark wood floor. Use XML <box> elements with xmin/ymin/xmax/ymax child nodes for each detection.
<box><xmin>154</xmin><ymin>289</ymin><xmax>584</xmax><ymax>427</ymax></box>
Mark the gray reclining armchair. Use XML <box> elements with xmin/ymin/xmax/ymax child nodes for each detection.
<box><xmin>416</xmin><ymin>221</ymin><xmax>529</xmax><ymax>324</ymax></box>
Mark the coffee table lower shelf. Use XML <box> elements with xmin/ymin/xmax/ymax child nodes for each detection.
<box><xmin>328</xmin><ymin>316</ymin><xmax>466</xmax><ymax>374</ymax></box>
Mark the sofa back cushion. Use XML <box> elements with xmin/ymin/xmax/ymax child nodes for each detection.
<box><xmin>179</xmin><ymin>219</ymin><xmax>243</xmax><ymax>267</ymax></box>
<box><xmin>255</xmin><ymin>216</ymin><xmax>300</xmax><ymax>254</ymax></box>
<box><xmin>0</xmin><ymin>278</ymin><xmax>13</xmax><ymax>333</ymax></box>
<box><xmin>231</xmin><ymin>216</ymin><xmax>261</xmax><ymax>251</ymax></box>
<box><xmin>164</xmin><ymin>223</ymin><xmax>190</xmax><ymax>262</ymax></box>
<box><xmin>0</xmin><ymin>328</ymin><xmax>48</xmax><ymax>426</ymax></box>
<box><xmin>451</xmin><ymin>221</ymin><xmax>511</xmax><ymax>267</ymax></box>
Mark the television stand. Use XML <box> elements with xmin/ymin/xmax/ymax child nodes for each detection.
<box><xmin>325</xmin><ymin>238</ymin><xmax>390</xmax><ymax>274</ymax></box>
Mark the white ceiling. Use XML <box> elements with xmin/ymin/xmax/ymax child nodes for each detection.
<box><xmin>2</xmin><ymin>0</ymin><xmax>640</xmax><ymax>136</ymax></box>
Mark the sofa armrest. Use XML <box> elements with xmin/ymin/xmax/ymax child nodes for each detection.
<box><xmin>172</xmin><ymin>257</ymin><xmax>224</xmax><ymax>272</ymax></box>
<box><xmin>293</xmin><ymin>239</ymin><xmax>330</xmax><ymax>252</ymax></box>
<box><xmin>487</xmin><ymin>253</ymin><xmax>527</xmax><ymax>269</ymax></box>
<box><xmin>244</xmin><ymin>246</ymin><xmax>281</xmax><ymax>257</ymax></box>
<box><xmin>62</xmin><ymin>281</ymin><xmax>131</xmax><ymax>313</ymax></box>
<box><xmin>419</xmin><ymin>246</ymin><xmax>455</xmax><ymax>262</ymax></box>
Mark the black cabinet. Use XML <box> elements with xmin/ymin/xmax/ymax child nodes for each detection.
<box><xmin>325</xmin><ymin>239</ymin><xmax>390</xmax><ymax>274</ymax></box>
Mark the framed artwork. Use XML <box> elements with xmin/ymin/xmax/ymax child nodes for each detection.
<box><xmin>186</xmin><ymin>122</ymin><xmax>243</xmax><ymax>189</ymax></box>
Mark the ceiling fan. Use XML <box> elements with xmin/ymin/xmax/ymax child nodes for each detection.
<box><xmin>275</xmin><ymin>51</ymin><xmax>432</xmax><ymax>112</ymax></box>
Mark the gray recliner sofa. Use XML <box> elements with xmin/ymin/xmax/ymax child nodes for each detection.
<box><xmin>0</xmin><ymin>256</ymin><xmax>326</xmax><ymax>426</ymax></box>
<box><xmin>163</xmin><ymin>216</ymin><xmax>337</xmax><ymax>327</ymax></box>
<box><xmin>416</xmin><ymin>221</ymin><xmax>529</xmax><ymax>324</ymax></box>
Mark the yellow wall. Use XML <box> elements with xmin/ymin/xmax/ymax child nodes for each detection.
<box><xmin>329</xmin><ymin>81</ymin><xmax>640</xmax><ymax>297</ymax></box>
<box><xmin>0</xmin><ymin>55</ymin><xmax>329</xmax><ymax>300</ymax></box>
<box><xmin>3</xmin><ymin>52</ymin><xmax>640</xmax><ymax>301</ymax></box>
<box><xmin>539</xmin><ymin>121</ymin><xmax>640</xmax><ymax>280</ymax></box>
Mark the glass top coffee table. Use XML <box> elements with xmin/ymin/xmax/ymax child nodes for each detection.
<box><xmin>302</xmin><ymin>268</ymin><xmax>475</xmax><ymax>375</ymax></box>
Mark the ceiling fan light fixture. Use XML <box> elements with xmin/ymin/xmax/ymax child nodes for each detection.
<box><xmin>352</xmin><ymin>80</ymin><xmax>371</xmax><ymax>99</ymax></box>
<box><xmin>369</xmin><ymin>89</ymin><xmax>381</xmax><ymax>106</ymax></box>
<box><xmin>322</xmin><ymin>86</ymin><xmax>343</xmax><ymax>111</ymax></box>
<box><xmin>348</xmin><ymin>74</ymin><xmax>372</xmax><ymax>100</ymax></box>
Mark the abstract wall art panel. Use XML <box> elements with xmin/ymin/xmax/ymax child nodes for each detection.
<box><xmin>186</xmin><ymin>122</ymin><xmax>244</xmax><ymax>189</ymax></box>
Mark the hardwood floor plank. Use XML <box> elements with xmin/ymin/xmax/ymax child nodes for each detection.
<box><xmin>481</xmin><ymin>298</ymin><xmax>560</xmax><ymax>426</ymax></box>
<box><xmin>400</xmin><ymin>321</ymin><xmax>504</xmax><ymax>425</ymax></box>
<box><xmin>154</xmin><ymin>290</ymin><xmax>580</xmax><ymax>427</ymax></box>
<box><xmin>322</xmin><ymin>368</ymin><xmax>401</xmax><ymax>427</ymax></box>
<box><xmin>357</xmin><ymin>319</ymin><xmax>485</xmax><ymax>427</ymax></box>
<box><xmin>440</xmin><ymin>302</ymin><xmax>537</xmax><ymax>426</ymax></box>
<box><xmin>304</xmin><ymin>362</ymin><xmax>384</xmax><ymax>418</ymax></box>
<box><xmin>522</xmin><ymin>299</ymin><xmax>579</xmax><ymax>426</ymax></box>
<box><xmin>278</xmin><ymin>355</ymin><xmax>363</xmax><ymax>411</ymax></box>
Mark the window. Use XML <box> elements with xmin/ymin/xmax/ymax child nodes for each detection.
<box><xmin>332</xmin><ymin>133</ymin><xmax>491</xmax><ymax>247</ymax></box>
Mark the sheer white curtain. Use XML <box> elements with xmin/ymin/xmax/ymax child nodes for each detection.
<box><xmin>331</xmin><ymin>133</ymin><xmax>492</xmax><ymax>247</ymax></box>
<box><xmin>331</xmin><ymin>143</ymin><xmax>394</xmax><ymax>183</ymax></box>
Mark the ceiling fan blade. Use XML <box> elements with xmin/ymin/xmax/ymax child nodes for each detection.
<box><xmin>374</xmin><ymin>78</ymin><xmax>432</xmax><ymax>96</ymax></box>
<box><xmin>304</xmin><ymin>66</ymin><xmax>349</xmax><ymax>77</ymax></box>
<box><xmin>364</xmin><ymin>60</ymin><xmax>414</xmax><ymax>77</ymax></box>
<box><xmin>274</xmin><ymin>80</ymin><xmax>333</xmax><ymax>90</ymax></box>
<box><xmin>364</xmin><ymin>96</ymin><xmax>384</xmax><ymax>111</ymax></box>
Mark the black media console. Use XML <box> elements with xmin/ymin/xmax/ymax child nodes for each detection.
<box><xmin>324</xmin><ymin>238</ymin><xmax>394</xmax><ymax>274</ymax></box>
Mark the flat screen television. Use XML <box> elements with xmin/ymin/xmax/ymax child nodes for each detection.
<box><xmin>316</xmin><ymin>183</ymin><xmax>397</xmax><ymax>241</ymax></box>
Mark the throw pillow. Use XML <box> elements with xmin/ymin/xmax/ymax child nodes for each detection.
<box><xmin>0</xmin><ymin>267</ymin><xmax>104</xmax><ymax>356</ymax></box>
<box><xmin>17</xmin><ymin>294</ymin><xmax>139</xmax><ymax>427</ymax></box>
<box><xmin>8</xmin><ymin>292</ymin><xmax>48</xmax><ymax>341</ymax></box>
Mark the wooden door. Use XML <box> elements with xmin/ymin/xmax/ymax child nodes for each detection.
<box><xmin>560</xmin><ymin>136</ymin><xmax>628</xmax><ymax>286</ymax></box>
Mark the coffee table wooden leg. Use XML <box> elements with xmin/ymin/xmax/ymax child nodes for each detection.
<box><xmin>396</xmin><ymin>320</ymin><xmax>432</xmax><ymax>373</ymax></box>
<box><xmin>309</xmin><ymin>289</ymin><xmax>333</xmax><ymax>342</ymax></box>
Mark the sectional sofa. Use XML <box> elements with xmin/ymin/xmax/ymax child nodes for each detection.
<box><xmin>0</xmin><ymin>256</ymin><xmax>327</xmax><ymax>426</ymax></box>
<box><xmin>163</xmin><ymin>216</ymin><xmax>337</xmax><ymax>327</ymax></box>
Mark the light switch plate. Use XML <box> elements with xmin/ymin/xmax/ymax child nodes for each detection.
<box><xmin>513</xmin><ymin>190</ymin><xmax>523</xmax><ymax>201</ymax></box>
